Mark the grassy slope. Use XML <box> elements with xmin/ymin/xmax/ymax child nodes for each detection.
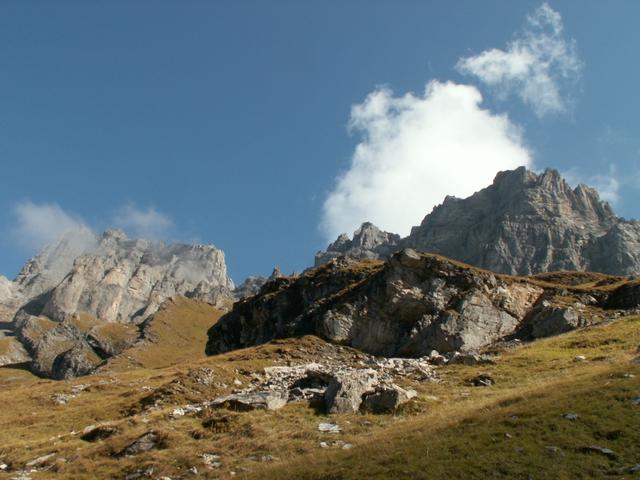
<box><xmin>0</xmin><ymin>298</ymin><xmax>638</xmax><ymax>479</ymax></box>
<box><xmin>257</xmin><ymin>318</ymin><xmax>640</xmax><ymax>480</ymax></box>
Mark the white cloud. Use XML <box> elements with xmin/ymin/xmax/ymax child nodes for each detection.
<box><xmin>590</xmin><ymin>171</ymin><xmax>620</xmax><ymax>205</ymax></box>
<box><xmin>320</xmin><ymin>80</ymin><xmax>532</xmax><ymax>241</ymax></box>
<box><xmin>456</xmin><ymin>3</ymin><xmax>582</xmax><ymax>117</ymax></box>
<box><xmin>12</xmin><ymin>201</ymin><xmax>93</xmax><ymax>251</ymax></box>
<box><xmin>113</xmin><ymin>204</ymin><xmax>173</xmax><ymax>240</ymax></box>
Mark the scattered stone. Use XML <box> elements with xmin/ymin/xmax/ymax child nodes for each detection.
<box><xmin>71</xmin><ymin>384</ymin><xmax>90</xmax><ymax>394</ymax></box>
<box><xmin>247</xmin><ymin>454</ymin><xmax>275</xmax><ymax>463</ymax></box>
<box><xmin>202</xmin><ymin>454</ymin><xmax>222</xmax><ymax>469</ymax></box>
<box><xmin>119</xmin><ymin>432</ymin><xmax>162</xmax><ymax>457</ymax></box>
<box><xmin>342</xmin><ymin>443</ymin><xmax>354</xmax><ymax>450</ymax></box>
<box><xmin>318</xmin><ymin>423</ymin><xmax>342</xmax><ymax>433</ymax></box>
<box><xmin>51</xmin><ymin>393</ymin><xmax>76</xmax><ymax>405</ymax></box>
<box><xmin>561</xmin><ymin>413</ymin><xmax>579</xmax><ymax>420</ymax></box>
<box><xmin>9</xmin><ymin>472</ymin><xmax>31</xmax><ymax>480</ymax></box>
<box><xmin>171</xmin><ymin>408</ymin><xmax>186</xmax><ymax>418</ymax></box>
<box><xmin>124</xmin><ymin>468</ymin><xmax>155</xmax><ymax>480</ymax></box>
<box><xmin>631</xmin><ymin>396</ymin><xmax>640</xmax><ymax>406</ymax></box>
<box><xmin>360</xmin><ymin>384</ymin><xmax>417</xmax><ymax>413</ymax></box>
<box><xmin>467</xmin><ymin>373</ymin><xmax>495</xmax><ymax>387</ymax></box>
<box><xmin>574</xmin><ymin>355</ymin><xmax>587</xmax><ymax>362</ymax></box>
<box><xmin>427</xmin><ymin>350</ymin><xmax>447</xmax><ymax>366</ymax></box>
<box><xmin>188</xmin><ymin>466</ymin><xmax>198</xmax><ymax>475</ymax></box>
<box><xmin>448</xmin><ymin>352</ymin><xmax>496</xmax><ymax>366</ymax></box>
<box><xmin>0</xmin><ymin>463</ymin><xmax>7</xmax><ymax>471</ymax></box>
<box><xmin>80</xmin><ymin>425</ymin><xmax>118</xmax><ymax>442</ymax></box>
<box><xmin>627</xmin><ymin>464</ymin><xmax>640</xmax><ymax>474</ymax></box>
<box><xmin>208</xmin><ymin>391</ymin><xmax>288</xmax><ymax>411</ymax></box>
<box><xmin>545</xmin><ymin>446</ymin><xmax>562</xmax><ymax>456</ymax></box>
<box><xmin>579</xmin><ymin>445</ymin><xmax>617</xmax><ymax>460</ymax></box>
<box><xmin>233</xmin><ymin>379</ymin><xmax>242</xmax><ymax>386</ymax></box>
<box><xmin>25</xmin><ymin>453</ymin><xmax>55</xmax><ymax>468</ymax></box>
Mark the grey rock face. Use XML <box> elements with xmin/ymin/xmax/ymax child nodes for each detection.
<box><xmin>324</xmin><ymin>368</ymin><xmax>379</xmax><ymax>414</ymax></box>
<box><xmin>38</xmin><ymin>229</ymin><xmax>234</xmax><ymax>324</ymax></box>
<box><xmin>315</xmin><ymin>222</ymin><xmax>401</xmax><ymax>267</ymax></box>
<box><xmin>119</xmin><ymin>432</ymin><xmax>162</xmax><ymax>457</ymax></box>
<box><xmin>234</xmin><ymin>276</ymin><xmax>268</xmax><ymax>300</ymax></box>
<box><xmin>317</xmin><ymin>167</ymin><xmax>640</xmax><ymax>276</ymax></box>
<box><xmin>14</xmin><ymin>227</ymin><xmax>100</xmax><ymax>300</ymax></box>
<box><xmin>360</xmin><ymin>384</ymin><xmax>417</xmax><ymax>413</ymax></box>
<box><xmin>0</xmin><ymin>337</ymin><xmax>30</xmax><ymax>366</ymax></box>
<box><xmin>526</xmin><ymin>302</ymin><xmax>585</xmax><ymax>339</ymax></box>
<box><xmin>207</xmin><ymin>250</ymin><xmax>547</xmax><ymax>357</ymax></box>
<box><xmin>51</xmin><ymin>344</ymin><xmax>101</xmax><ymax>380</ymax></box>
<box><xmin>1</xmin><ymin>229</ymin><xmax>235</xmax><ymax>378</ymax></box>
<box><xmin>208</xmin><ymin>248</ymin><xmax>638</xmax><ymax>359</ymax></box>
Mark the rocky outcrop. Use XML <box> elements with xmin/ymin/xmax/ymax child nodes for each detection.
<box><xmin>208</xmin><ymin>249</ymin><xmax>636</xmax><ymax>358</ymax></box>
<box><xmin>315</xmin><ymin>222</ymin><xmax>401</xmax><ymax>267</ymax></box>
<box><xmin>208</xmin><ymin>250</ymin><xmax>542</xmax><ymax>357</ymax></box>
<box><xmin>34</xmin><ymin>229</ymin><xmax>233</xmax><ymax>324</ymax></box>
<box><xmin>234</xmin><ymin>276</ymin><xmax>268</xmax><ymax>299</ymax></box>
<box><xmin>14</xmin><ymin>227</ymin><xmax>100</xmax><ymax>300</ymax></box>
<box><xmin>317</xmin><ymin>167</ymin><xmax>640</xmax><ymax>276</ymax></box>
<box><xmin>0</xmin><ymin>229</ymin><xmax>235</xmax><ymax>378</ymax></box>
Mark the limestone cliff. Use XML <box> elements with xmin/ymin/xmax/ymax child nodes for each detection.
<box><xmin>316</xmin><ymin>167</ymin><xmax>640</xmax><ymax>276</ymax></box>
<box><xmin>1</xmin><ymin>229</ymin><xmax>234</xmax><ymax>378</ymax></box>
<box><xmin>207</xmin><ymin>249</ymin><xmax>628</xmax><ymax>357</ymax></box>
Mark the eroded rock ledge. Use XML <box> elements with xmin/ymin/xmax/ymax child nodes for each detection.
<box><xmin>207</xmin><ymin>249</ymin><xmax>635</xmax><ymax>357</ymax></box>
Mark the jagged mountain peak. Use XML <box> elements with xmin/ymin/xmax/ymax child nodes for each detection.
<box><xmin>315</xmin><ymin>222</ymin><xmax>401</xmax><ymax>267</ymax></box>
<box><xmin>1</xmin><ymin>229</ymin><xmax>235</xmax><ymax>378</ymax></box>
<box><xmin>317</xmin><ymin>167</ymin><xmax>638</xmax><ymax>276</ymax></box>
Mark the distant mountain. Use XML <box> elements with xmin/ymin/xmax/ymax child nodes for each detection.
<box><xmin>0</xmin><ymin>229</ymin><xmax>234</xmax><ymax>378</ymax></box>
<box><xmin>316</xmin><ymin>167</ymin><xmax>640</xmax><ymax>276</ymax></box>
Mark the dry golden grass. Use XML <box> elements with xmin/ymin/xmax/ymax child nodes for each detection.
<box><xmin>0</xmin><ymin>297</ymin><xmax>638</xmax><ymax>479</ymax></box>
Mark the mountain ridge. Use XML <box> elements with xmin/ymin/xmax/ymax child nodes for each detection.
<box><xmin>316</xmin><ymin>166</ymin><xmax>640</xmax><ymax>276</ymax></box>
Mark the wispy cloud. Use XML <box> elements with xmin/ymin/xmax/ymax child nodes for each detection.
<box><xmin>457</xmin><ymin>3</ymin><xmax>582</xmax><ymax>117</ymax></box>
<box><xmin>12</xmin><ymin>201</ymin><xmax>93</xmax><ymax>251</ymax></box>
<box><xmin>113</xmin><ymin>204</ymin><xmax>173</xmax><ymax>240</ymax></box>
<box><xmin>563</xmin><ymin>164</ymin><xmax>620</xmax><ymax>205</ymax></box>
<box><xmin>589</xmin><ymin>167</ymin><xmax>620</xmax><ymax>205</ymax></box>
<box><xmin>320</xmin><ymin>81</ymin><xmax>532</xmax><ymax>240</ymax></box>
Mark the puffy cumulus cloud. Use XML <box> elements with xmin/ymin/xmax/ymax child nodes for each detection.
<box><xmin>456</xmin><ymin>3</ymin><xmax>582</xmax><ymax>117</ymax></box>
<box><xmin>320</xmin><ymin>80</ymin><xmax>532</xmax><ymax>241</ymax></box>
<box><xmin>12</xmin><ymin>201</ymin><xmax>94</xmax><ymax>252</ymax></box>
<box><xmin>113</xmin><ymin>204</ymin><xmax>173</xmax><ymax>240</ymax></box>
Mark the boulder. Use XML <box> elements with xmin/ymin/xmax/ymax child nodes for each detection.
<box><xmin>324</xmin><ymin>369</ymin><xmax>378</xmax><ymax>414</ymax></box>
<box><xmin>80</xmin><ymin>425</ymin><xmax>119</xmax><ymax>442</ymax></box>
<box><xmin>119</xmin><ymin>432</ymin><xmax>162</xmax><ymax>457</ymax></box>
<box><xmin>51</xmin><ymin>344</ymin><xmax>102</xmax><ymax>380</ymax></box>
<box><xmin>360</xmin><ymin>384</ymin><xmax>417</xmax><ymax>413</ymax></box>
<box><xmin>527</xmin><ymin>302</ymin><xmax>586</xmax><ymax>339</ymax></box>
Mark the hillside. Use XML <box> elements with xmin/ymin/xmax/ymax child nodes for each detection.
<box><xmin>0</xmin><ymin>288</ymin><xmax>638</xmax><ymax>479</ymax></box>
<box><xmin>0</xmin><ymin>230</ymin><xmax>234</xmax><ymax>379</ymax></box>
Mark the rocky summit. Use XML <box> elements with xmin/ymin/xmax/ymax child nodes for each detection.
<box><xmin>207</xmin><ymin>248</ymin><xmax>638</xmax><ymax>357</ymax></box>
<box><xmin>0</xmin><ymin>229</ymin><xmax>234</xmax><ymax>378</ymax></box>
<box><xmin>316</xmin><ymin>167</ymin><xmax>640</xmax><ymax>276</ymax></box>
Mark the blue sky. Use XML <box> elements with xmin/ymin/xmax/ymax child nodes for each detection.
<box><xmin>1</xmin><ymin>1</ymin><xmax>639</xmax><ymax>283</ymax></box>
